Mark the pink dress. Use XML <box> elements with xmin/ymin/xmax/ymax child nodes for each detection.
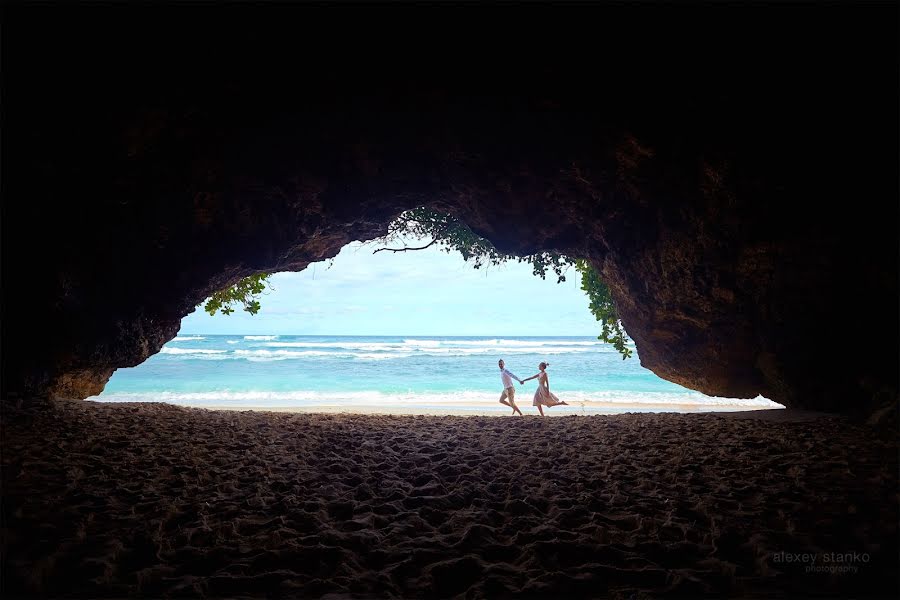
<box><xmin>533</xmin><ymin>372</ymin><xmax>562</xmax><ymax>406</ymax></box>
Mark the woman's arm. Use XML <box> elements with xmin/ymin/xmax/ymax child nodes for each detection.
<box><xmin>521</xmin><ymin>373</ymin><xmax>539</xmax><ymax>382</ymax></box>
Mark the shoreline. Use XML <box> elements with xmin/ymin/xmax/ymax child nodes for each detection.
<box><xmin>86</xmin><ymin>400</ymin><xmax>783</xmax><ymax>417</ymax></box>
<box><xmin>171</xmin><ymin>404</ymin><xmax>782</xmax><ymax>416</ymax></box>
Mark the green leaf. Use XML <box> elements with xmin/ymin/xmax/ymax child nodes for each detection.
<box><xmin>202</xmin><ymin>207</ymin><xmax>632</xmax><ymax>359</ymax></box>
<box><xmin>200</xmin><ymin>273</ymin><xmax>272</xmax><ymax>317</ymax></box>
<box><xmin>367</xmin><ymin>207</ymin><xmax>632</xmax><ymax>359</ymax></box>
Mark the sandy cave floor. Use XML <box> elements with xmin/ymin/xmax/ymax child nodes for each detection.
<box><xmin>1</xmin><ymin>399</ymin><xmax>897</xmax><ymax>598</ymax></box>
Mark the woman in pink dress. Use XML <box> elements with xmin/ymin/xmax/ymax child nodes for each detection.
<box><xmin>522</xmin><ymin>362</ymin><xmax>568</xmax><ymax>416</ymax></box>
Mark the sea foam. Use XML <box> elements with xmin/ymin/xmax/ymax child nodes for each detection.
<box><xmin>90</xmin><ymin>389</ymin><xmax>782</xmax><ymax>410</ymax></box>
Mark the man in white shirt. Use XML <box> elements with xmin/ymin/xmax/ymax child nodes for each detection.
<box><xmin>498</xmin><ymin>359</ymin><xmax>524</xmax><ymax>416</ymax></box>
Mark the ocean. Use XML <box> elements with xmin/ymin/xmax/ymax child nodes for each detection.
<box><xmin>89</xmin><ymin>335</ymin><xmax>783</xmax><ymax>415</ymax></box>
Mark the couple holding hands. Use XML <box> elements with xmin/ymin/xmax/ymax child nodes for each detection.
<box><xmin>498</xmin><ymin>358</ymin><xmax>568</xmax><ymax>417</ymax></box>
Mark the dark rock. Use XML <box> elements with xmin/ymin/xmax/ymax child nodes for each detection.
<box><xmin>1</xmin><ymin>5</ymin><xmax>896</xmax><ymax>418</ymax></box>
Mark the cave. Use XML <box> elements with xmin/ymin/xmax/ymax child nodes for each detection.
<box><xmin>2</xmin><ymin>4</ymin><xmax>897</xmax><ymax>598</ymax></box>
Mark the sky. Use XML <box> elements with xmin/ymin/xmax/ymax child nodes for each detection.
<box><xmin>180</xmin><ymin>240</ymin><xmax>602</xmax><ymax>336</ymax></box>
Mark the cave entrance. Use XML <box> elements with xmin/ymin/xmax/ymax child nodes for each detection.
<box><xmin>86</xmin><ymin>238</ymin><xmax>782</xmax><ymax>415</ymax></box>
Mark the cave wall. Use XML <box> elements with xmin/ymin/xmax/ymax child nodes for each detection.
<box><xmin>2</xmin><ymin>5</ymin><xmax>897</xmax><ymax>416</ymax></box>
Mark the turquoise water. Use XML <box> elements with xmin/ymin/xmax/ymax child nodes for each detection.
<box><xmin>91</xmin><ymin>335</ymin><xmax>782</xmax><ymax>414</ymax></box>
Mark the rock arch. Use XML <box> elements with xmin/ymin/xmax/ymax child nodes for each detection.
<box><xmin>2</xmin><ymin>5</ymin><xmax>896</xmax><ymax>418</ymax></box>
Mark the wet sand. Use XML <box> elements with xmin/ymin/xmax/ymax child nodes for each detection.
<box><xmin>189</xmin><ymin>403</ymin><xmax>781</xmax><ymax>416</ymax></box>
<box><xmin>2</xmin><ymin>399</ymin><xmax>897</xmax><ymax>598</ymax></box>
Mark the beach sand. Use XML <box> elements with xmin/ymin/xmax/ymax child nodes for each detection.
<box><xmin>2</xmin><ymin>399</ymin><xmax>896</xmax><ymax>598</ymax></box>
<box><xmin>192</xmin><ymin>402</ymin><xmax>779</xmax><ymax>416</ymax></box>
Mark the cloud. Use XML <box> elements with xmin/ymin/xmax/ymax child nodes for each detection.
<box><xmin>181</xmin><ymin>239</ymin><xmax>600</xmax><ymax>336</ymax></box>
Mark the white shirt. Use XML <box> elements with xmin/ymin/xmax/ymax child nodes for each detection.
<box><xmin>500</xmin><ymin>368</ymin><xmax>520</xmax><ymax>389</ymax></box>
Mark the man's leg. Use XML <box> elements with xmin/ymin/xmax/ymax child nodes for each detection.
<box><xmin>499</xmin><ymin>388</ymin><xmax>512</xmax><ymax>408</ymax></box>
<box><xmin>508</xmin><ymin>388</ymin><xmax>523</xmax><ymax>415</ymax></box>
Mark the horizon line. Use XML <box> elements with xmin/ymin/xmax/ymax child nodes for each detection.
<box><xmin>178</xmin><ymin>333</ymin><xmax>612</xmax><ymax>338</ymax></box>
